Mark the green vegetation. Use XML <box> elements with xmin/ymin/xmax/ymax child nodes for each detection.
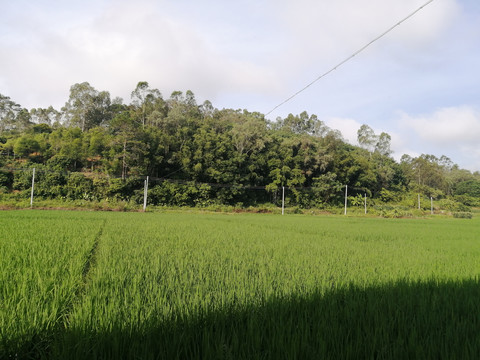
<box><xmin>1</xmin><ymin>210</ymin><xmax>480</xmax><ymax>359</ymax></box>
<box><xmin>0</xmin><ymin>211</ymin><xmax>105</xmax><ymax>357</ymax></box>
<box><xmin>1</xmin><ymin>82</ymin><xmax>479</xmax><ymax>211</ymax></box>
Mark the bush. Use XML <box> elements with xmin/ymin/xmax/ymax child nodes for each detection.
<box><xmin>65</xmin><ymin>173</ymin><xmax>95</xmax><ymax>200</ymax></box>
<box><xmin>379</xmin><ymin>208</ymin><xmax>408</xmax><ymax>218</ymax></box>
<box><xmin>106</xmin><ymin>177</ymin><xmax>143</xmax><ymax>201</ymax></box>
<box><xmin>46</xmin><ymin>155</ymin><xmax>76</xmax><ymax>171</ymax></box>
<box><xmin>13</xmin><ymin>168</ymin><xmax>34</xmax><ymax>191</ymax></box>
<box><xmin>452</xmin><ymin>212</ymin><xmax>473</xmax><ymax>219</ymax></box>
<box><xmin>453</xmin><ymin>195</ymin><xmax>480</xmax><ymax>207</ymax></box>
<box><xmin>438</xmin><ymin>198</ymin><xmax>470</xmax><ymax>212</ymax></box>
<box><xmin>145</xmin><ymin>181</ymin><xmax>213</xmax><ymax>207</ymax></box>
<box><xmin>0</xmin><ymin>170</ymin><xmax>14</xmax><ymax>190</ymax></box>
<box><xmin>379</xmin><ymin>188</ymin><xmax>401</xmax><ymax>202</ymax></box>
<box><xmin>36</xmin><ymin>171</ymin><xmax>68</xmax><ymax>198</ymax></box>
<box><xmin>454</xmin><ymin>180</ymin><xmax>480</xmax><ymax>197</ymax></box>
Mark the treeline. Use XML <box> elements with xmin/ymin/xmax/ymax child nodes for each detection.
<box><xmin>1</xmin><ymin>81</ymin><xmax>479</xmax><ymax>209</ymax></box>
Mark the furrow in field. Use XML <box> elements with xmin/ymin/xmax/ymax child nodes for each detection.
<box><xmin>80</xmin><ymin>218</ymin><xmax>106</xmax><ymax>284</ymax></box>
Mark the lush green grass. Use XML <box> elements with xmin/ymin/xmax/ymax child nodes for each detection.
<box><xmin>0</xmin><ymin>211</ymin><xmax>106</xmax><ymax>357</ymax></box>
<box><xmin>1</xmin><ymin>210</ymin><xmax>480</xmax><ymax>359</ymax></box>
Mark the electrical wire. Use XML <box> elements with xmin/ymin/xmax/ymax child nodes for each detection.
<box><xmin>265</xmin><ymin>0</ymin><xmax>436</xmax><ymax>116</ymax></box>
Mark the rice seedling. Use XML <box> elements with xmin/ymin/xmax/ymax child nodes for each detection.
<box><xmin>0</xmin><ymin>211</ymin><xmax>106</xmax><ymax>358</ymax></box>
<box><xmin>1</xmin><ymin>211</ymin><xmax>479</xmax><ymax>359</ymax></box>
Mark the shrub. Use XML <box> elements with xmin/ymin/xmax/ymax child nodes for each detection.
<box><xmin>453</xmin><ymin>195</ymin><xmax>480</xmax><ymax>207</ymax></box>
<box><xmin>438</xmin><ymin>198</ymin><xmax>470</xmax><ymax>212</ymax></box>
<box><xmin>452</xmin><ymin>212</ymin><xmax>473</xmax><ymax>219</ymax></box>
<box><xmin>65</xmin><ymin>173</ymin><xmax>95</xmax><ymax>200</ymax></box>
<box><xmin>0</xmin><ymin>170</ymin><xmax>14</xmax><ymax>190</ymax></box>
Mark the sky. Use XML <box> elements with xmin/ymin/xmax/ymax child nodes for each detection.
<box><xmin>1</xmin><ymin>0</ymin><xmax>480</xmax><ymax>172</ymax></box>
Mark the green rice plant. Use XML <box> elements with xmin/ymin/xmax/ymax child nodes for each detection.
<box><xmin>56</xmin><ymin>213</ymin><xmax>480</xmax><ymax>359</ymax></box>
<box><xmin>2</xmin><ymin>211</ymin><xmax>480</xmax><ymax>358</ymax></box>
<box><xmin>0</xmin><ymin>211</ymin><xmax>106</xmax><ymax>358</ymax></box>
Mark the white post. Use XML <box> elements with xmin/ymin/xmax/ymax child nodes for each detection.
<box><xmin>431</xmin><ymin>197</ymin><xmax>433</xmax><ymax>215</ymax></box>
<box><xmin>344</xmin><ymin>185</ymin><xmax>348</xmax><ymax>215</ymax></box>
<box><xmin>143</xmin><ymin>176</ymin><xmax>149</xmax><ymax>212</ymax></box>
<box><xmin>364</xmin><ymin>193</ymin><xmax>367</xmax><ymax>215</ymax></box>
<box><xmin>282</xmin><ymin>186</ymin><xmax>285</xmax><ymax>215</ymax></box>
<box><xmin>30</xmin><ymin>168</ymin><xmax>35</xmax><ymax>208</ymax></box>
<box><xmin>418</xmin><ymin>194</ymin><xmax>420</xmax><ymax>210</ymax></box>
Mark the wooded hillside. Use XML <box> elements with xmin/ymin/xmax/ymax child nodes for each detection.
<box><xmin>1</xmin><ymin>82</ymin><xmax>479</xmax><ymax>210</ymax></box>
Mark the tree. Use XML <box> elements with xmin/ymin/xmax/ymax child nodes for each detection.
<box><xmin>357</xmin><ymin>125</ymin><xmax>392</xmax><ymax>157</ymax></box>
<box><xmin>278</xmin><ymin>111</ymin><xmax>327</xmax><ymax>136</ymax></box>
<box><xmin>83</xmin><ymin>127</ymin><xmax>109</xmax><ymax>171</ymax></box>
<box><xmin>400</xmin><ymin>154</ymin><xmax>450</xmax><ymax>195</ymax></box>
<box><xmin>57</xmin><ymin>128</ymin><xmax>85</xmax><ymax>170</ymax></box>
<box><xmin>375</xmin><ymin>132</ymin><xmax>392</xmax><ymax>157</ymax></box>
<box><xmin>14</xmin><ymin>135</ymin><xmax>40</xmax><ymax>157</ymax></box>
<box><xmin>0</xmin><ymin>94</ymin><xmax>24</xmax><ymax>132</ymax></box>
<box><xmin>130</xmin><ymin>81</ymin><xmax>163</xmax><ymax>128</ymax></box>
<box><xmin>109</xmin><ymin>112</ymin><xmax>146</xmax><ymax>179</ymax></box>
<box><xmin>2</xmin><ymin>80</ymin><xmax>479</xmax><ymax>208</ymax></box>
<box><xmin>62</xmin><ymin>82</ymin><xmax>111</xmax><ymax>132</ymax></box>
<box><xmin>30</xmin><ymin>106</ymin><xmax>61</xmax><ymax>126</ymax></box>
<box><xmin>357</xmin><ymin>124</ymin><xmax>376</xmax><ymax>152</ymax></box>
<box><xmin>86</xmin><ymin>91</ymin><xmax>112</xmax><ymax>128</ymax></box>
<box><xmin>200</xmin><ymin>100</ymin><xmax>214</xmax><ymax>119</ymax></box>
<box><xmin>454</xmin><ymin>180</ymin><xmax>480</xmax><ymax>197</ymax></box>
<box><xmin>228</xmin><ymin>110</ymin><xmax>267</xmax><ymax>156</ymax></box>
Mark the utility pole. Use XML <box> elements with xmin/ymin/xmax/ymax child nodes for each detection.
<box><xmin>143</xmin><ymin>176</ymin><xmax>149</xmax><ymax>212</ymax></box>
<box><xmin>364</xmin><ymin>193</ymin><xmax>367</xmax><ymax>214</ymax></box>
<box><xmin>344</xmin><ymin>185</ymin><xmax>348</xmax><ymax>215</ymax></box>
<box><xmin>30</xmin><ymin>168</ymin><xmax>35</xmax><ymax>208</ymax></box>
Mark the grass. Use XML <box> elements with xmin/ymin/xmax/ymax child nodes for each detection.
<box><xmin>1</xmin><ymin>210</ymin><xmax>480</xmax><ymax>359</ymax></box>
<box><xmin>0</xmin><ymin>211</ymin><xmax>106</xmax><ymax>357</ymax></box>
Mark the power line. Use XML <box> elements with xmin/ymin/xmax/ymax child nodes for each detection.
<box><xmin>265</xmin><ymin>0</ymin><xmax>436</xmax><ymax>116</ymax></box>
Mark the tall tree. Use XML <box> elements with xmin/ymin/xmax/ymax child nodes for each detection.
<box><xmin>375</xmin><ymin>132</ymin><xmax>392</xmax><ymax>157</ymax></box>
<box><xmin>357</xmin><ymin>124</ymin><xmax>376</xmax><ymax>152</ymax></box>
<box><xmin>278</xmin><ymin>111</ymin><xmax>327</xmax><ymax>136</ymax></box>
<box><xmin>131</xmin><ymin>82</ymin><xmax>163</xmax><ymax>128</ymax></box>
<box><xmin>30</xmin><ymin>106</ymin><xmax>61</xmax><ymax>126</ymax></box>
<box><xmin>62</xmin><ymin>82</ymin><xmax>111</xmax><ymax>132</ymax></box>
<box><xmin>0</xmin><ymin>94</ymin><xmax>23</xmax><ymax>132</ymax></box>
<box><xmin>109</xmin><ymin>112</ymin><xmax>146</xmax><ymax>178</ymax></box>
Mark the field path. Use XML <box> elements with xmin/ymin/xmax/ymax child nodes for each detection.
<box><xmin>80</xmin><ymin>218</ymin><xmax>106</xmax><ymax>282</ymax></box>
<box><xmin>60</xmin><ymin>218</ymin><xmax>107</xmax><ymax>329</ymax></box>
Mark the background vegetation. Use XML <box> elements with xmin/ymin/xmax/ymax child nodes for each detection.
<box><xmin>1</xmin><ymin>82</ymin><xmax>479</xmax><ymax>211</ymax></box>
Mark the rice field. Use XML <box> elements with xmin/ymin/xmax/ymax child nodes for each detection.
<box><xmin>1</xmin><ymin>210</ymin><xmax>480</xmax><ymax>359</ymax></box>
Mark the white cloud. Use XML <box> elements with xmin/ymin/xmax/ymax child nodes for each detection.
<box><xmin>326</xmin><ymin>117</ymin><xmax>405</xmax><ymax>155</ymax></box>
<box><xmin>1</xmin><ymin>0</ymin><xmax>478</xmax><ymax>172</ymax></box>
<box><xmin>0</xmin><ymin>0</ymin><xmax>282</xmax><ymax>109</ymax></box>
<box><xmin>395</xmin><ymin>106</ymin><xmax>480</xmax><ymax>171</ymax></box>
<box><xmin>0</xmin><ymin>0</ymin><xmax>466</xmax><ymax>112</ymax></box>
<box><xmin>325</xmin><ymin>117</ymin><xmax>362</xmax><ymax>144</ymax></box>
<box><xmin>276</xmin><ymin>0</ymin><xmax>459</xmax><ymax>67</ymax></box>
<box><xmin>401</xmin><ymin>106</ymin><xmax>480</xmax><ymax>145</ymax></box>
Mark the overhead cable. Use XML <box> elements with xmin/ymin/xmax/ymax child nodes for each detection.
<box><xmin>265</xmin><ymin>0</ymin><xmax>436</xmax><ymax>116</ymax></box>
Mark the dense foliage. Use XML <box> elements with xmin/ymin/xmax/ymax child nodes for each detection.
<box><xmin>1</xmin><ymin>82</ymin><xmax>479</xmax><ymax>208</ymax></box>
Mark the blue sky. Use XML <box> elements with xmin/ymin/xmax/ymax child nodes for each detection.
<box><xmin>1</xmin><ymin>0</ymin><xmax>479</xmax><ymax>171</ymax></box>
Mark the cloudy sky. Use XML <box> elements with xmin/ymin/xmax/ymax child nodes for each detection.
<box><xmin>2</xmin><ymin>0</ymin><xmax>480</xmax><ymax>171</ymax></box>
